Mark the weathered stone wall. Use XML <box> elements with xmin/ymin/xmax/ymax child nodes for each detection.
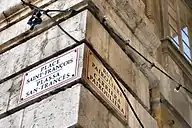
<box><xmin>0</xmin><ymin>7</ymin><xmax>152</xmax><ymax>110</ymax></box>
<box><xmin>90</xmin><ymin>0</ymin><xmax>160</xmax><ymax>55</ymax></box>
<box><xmin>85</xmin><ymin>11</ymin><xmax>151</xmax><ymax>109</ymax></box>
<box><xmin>1</xmin><ymin>0</ymin><xmax>191</xmax><ymax>127</ymax></box>
<box><xmin>0</xmin><ymin>2</ymin><xmax>158</xmax><ymax>126</ymax></box>
<box><xmin>93</xmin><ymin>0</ymin><xmax>192</xmax><ymax>127</ymax></box>
<box><xmin>0</xmin><ymin>10</ymin><xmax>86</xmax><ymax>81</ymax></box>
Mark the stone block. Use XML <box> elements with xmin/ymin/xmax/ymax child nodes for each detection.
<box><xmin>90</xmin><ymin>0</ymin><xmax>160</xmax><ymax>54</ymax></box>
<box><xmin>85</xmin><ymin>11</ymin><xmax>150</xmax><ymax>108</ymax></box>
<box><xmin>56</xmin><ymin>0</ymin><xmax>84</xmax><ymax>10</ymax></box>
<box><xmin>0</xmin><ymin>79</ymin><xmax>12</xmax><ymax>115</ymax></box>
<box><xmin>85</xmin><ymin>11</ymin><xmax>110</xmax><ymax>61</ymax></box>
<box><xmin>133</xmin><ymin>19</ymin><xmax>161</xmax><ymax>54</ymax></box>
<box><xmin>107</xmin><ymin>0</ymin><xmax>141</xmax><ymax>30</ymax></box>
<box><xmin>0</xmin><ymin>42</ymin><xmax>157</xmax><ymax>128</ymax></box>
<box><xmin>0</xmin><ymin>110</ymin><xmax>24</xmax><ymax>128</ymax></box>
<box><xmin>0</xmin><ymin>0</ymin><xmax>84</xmax><ymax>46</ymax></box>
<box><xmin>20</xmin><ymin>83</ymin><xmax>128</xmax><ymax>128</ymax></box>
<box><xmin>88</xmin><ymin>0</ymin><xmax>155</xmax><ymax>67</ymax></box>
<box><xmin>0</xmin><ymin>0</ymin><xmax>21</xmax><ymax>13</ymax></box>
<box><xmin>90</xmin><ymin>0</ymin><xmax>133</xmax><ymax>40</ymax></box>
<box><xmin>21</xmin><ymin>84</ymin><xmax>81</xmax><ymax>128</ymax></box>
<box><xmin>7</xmin><ymin>75</ymin><xmax>23</xmax><ymax>111</ymax></box>
<box><xmin>108</xmin><ymin>37</ymin><xmax>134</xmax><ymax>91</ymax></box>
<box><xmin>127</xmin><ymin>91</ymin><xmax>158</xmax><ymax>128</ymax></box>
<box><xmin>133</xmin><ymin>64</ymin><xmax>150</xmax><ymax>108</ymax></box>
<box><xmin>161</xmin><ymin>104</ymin><xmax>182</xmax><ymax>128</ymax></box>
<box><xmin>151</xmin><ymin>66</ymin><xmax>170</xmax><ymax>100</ymax></box>
<box><xmin>82</xmin><ymin>45</ymin><xmax>128</xmax><ymax>122</ymax></box>
<box><xmin>0</xmin><ymin>81</ymin><xmax>158</xmax><ymax>128</ymax></box>
<box><xmin>78</xmin><ymin>83</ymin><xmax>127</xmax><ymax>128</ymax></box>
<box><xmin>189</xmin><ymin>98</ymin><xmax>192</xmax><ymax>126</ymax></box>
<box><xmin>127</xmin><ymin>0</ymin><xmax>145</xmax><ymax>18</ymax></box>
<box><xmin>0</xmin><ymin>10</ymin><xmax>31</xmax><ymax>45</ymax></box>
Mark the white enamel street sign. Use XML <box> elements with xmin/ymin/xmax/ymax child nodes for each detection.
<box><xmin>20</xmin><ymin>48</ymin><xmax>79</xmax><ymax>101</ymax></box>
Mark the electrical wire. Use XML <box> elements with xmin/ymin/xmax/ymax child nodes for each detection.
<box><xmin>43</xmin><ymin>12</ymin><xmax>79</xmax><ymax>43</ymax></box>
<box><xmin>20</xmin><ymin>0</ymin><xmax>145</xmax><ymax>127</ymax></box>
<box><xmin>111</xmin><ymin>72</ymin><xmax>145</xmax><ymax>128</ymax></box>
<box><xmin>183</xmin><ymin>86</ymin><xmax>192</xmax><ymax>95</ymax></box>
<box><xmin>21</xmin><ymin>0</ymin><xmax>79</xmax><ymax>43</ymax></box>
<box><xmin>20</xmin><ymin>0</ymin><xmax>192</xmax><ymax>126</ymax></box>
<box><xmin>101</xmin><ymin>18</ymin><xmax>192</xmax><ymax>96</ymax></box>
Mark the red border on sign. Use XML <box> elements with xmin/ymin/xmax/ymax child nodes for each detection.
<box><xmin>20</xmin><ymin>48</ymin><xmax>79</xmax><ymax>102</ymax></box>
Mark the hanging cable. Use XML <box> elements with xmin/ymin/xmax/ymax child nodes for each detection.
<box><xmin>20</xmin><ymin>0</ymin><xmax>145</xmax><ymax>127</ymax></box>
<box><xmin>43</xmin><ymin>10</ymin><xmax>79</xmax><ymax>43</ymax></box>
<box><xmin>21</xmin><ymin>0</ymin><xmax>79</xmax><ymax>43</ymax></box>
<box><xmin>21</xmin><ymin>0</ymin><xmax>192</xmax><ymax>96</ymax></box>
<box><xmin>111</xmin><ymin>72</ymin><xmax>145</xmax><ymax>128</ymax></box>
<box><xmin>20</xmin><ymin>0</ymin><xmax>192</xmax><ymax>126</ymax></box>
<box><xmin>101</xmin><ymin>17</ymin><xmax>192</xmax><ymax>96</ymax></box>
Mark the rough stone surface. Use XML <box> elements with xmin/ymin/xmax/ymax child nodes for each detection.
<box><xmin>2</xmin><ymin>0</ymin><xmax>190</xmax><ymax>127</ymax></box>
<box><xmin>0</xmin><ymin>0</ymin><xmax>84</xmax><ymax>45</ymax></box>
<box><xmin>91</xmin><ymin>0</ymin><xmax>160</xmax><ymax>55</ymax></box>
<box><xmin>78</xmin><ymin>84</ymin><xmax>127</xmax><ymax>128</ymax></box>
<box><xmin>127</xmin><ymin>0</ymin><xmax>145</xmax><ymax>18</ymax></box>
<box><xmin>86</xmin><ymin>11</ymin><xmax>150</xmax><ymax>108</ymax></box>
<box><xmin>0</xmin><ymin>0</ymin><xmax>21</xmax><ymax>13</ymax></box>
<box><xmin>108</xmin><ymin>37</ymin><xmax>150</xmax><ymax>108</ymax></box>
<box><xmin>7</xmin><ymin>75</ymin><xmax>23</xmax><ymax>111</ymax></box>
<box><xmin>0</xmin><ymin>16</ymin><xmax>29</xmax><ymax>45</ymax></box>
<box><xmin>0</xmin><ymin>82</ymin><xmax>158</xmax><ymax>128</ymax></box>
<box><xmin>21</xmin><ymin>84</ymin><xmax>81</xmax><ymax>128</ymax></box>
<box><xmin>0</xmin><ymin>79</ymin><xmax>12</xmax><ymax>115</ymax></box>
<box><xmin>127</xmin><ymin>90</ymin><xmax>158</xmax><ymax>128</ymax></box>
<box><xmin>0</xmin><ymin>110</ymin><xmax>24</xmax><ymax>128</ymax></box>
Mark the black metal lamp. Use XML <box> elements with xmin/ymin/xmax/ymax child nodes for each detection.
<box><xmin>27</xmin><ymin>9</ymin><xmax>42</xmax><ymax>30</ymax></box>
